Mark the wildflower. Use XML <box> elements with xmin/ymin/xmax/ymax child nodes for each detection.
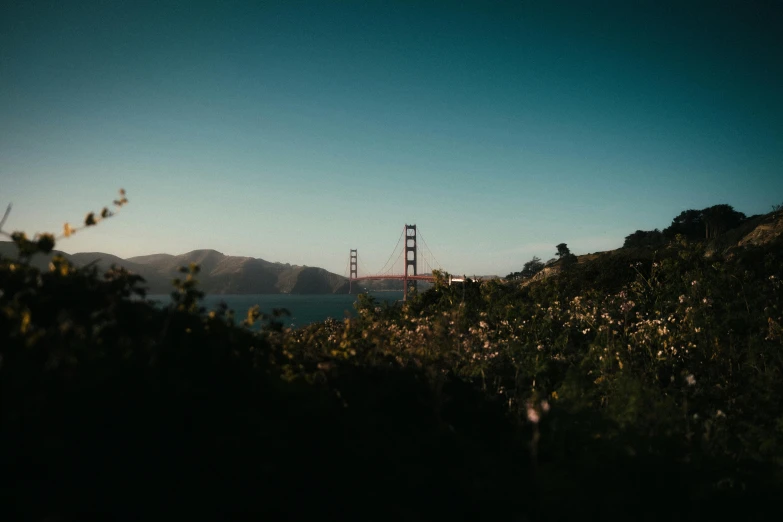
<box><xmin>692</xmin><ymin>280</ymin><xmax>698</xmax><ymax>286</ymax></box>
<box><xmin>679</xmin><ymin>295</ymin><xmax>686</xmax><ymax>303</ymax></box>
<box><xmin>540</xmin><ymin>400</ymin><xmax>550</xmax><ymax>412</ymax></box>
<box><xmin>686</xmin><ymin>374</ymin><xmax>696</xmax><ymax>386</ymax></box>
<box><xmin>716</xmin><ymin>410</ymin><xmax>726</xmax><ymax>418</ymax></box>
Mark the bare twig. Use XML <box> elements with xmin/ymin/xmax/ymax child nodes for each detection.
<box><xmin>0</xmin><ymin>203</ymin><xmax>11</xmax><ymax>231</ymax></box>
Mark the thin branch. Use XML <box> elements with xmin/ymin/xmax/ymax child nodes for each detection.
<box><xmin>0</xmin><ymin>203</ymin><xmax>11</xmax><ymax>231</ymax></box>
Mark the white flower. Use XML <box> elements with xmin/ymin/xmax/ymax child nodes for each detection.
<box><xmin>526</xmin><ymin>404</ymin><xmax>540</xmax><ymax>424</ymax></box>
<box><xmin>686</xmin><ymin>374</ymin><xmax>696</xmax><ymax>386</ymax></box>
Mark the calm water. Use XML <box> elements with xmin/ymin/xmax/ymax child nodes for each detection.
<box><xmin>146</xmin><ymin>292</ymin><xmax>405</xmax><ymax>328</ymax></box>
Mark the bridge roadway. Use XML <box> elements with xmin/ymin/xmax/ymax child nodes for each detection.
<box><xmin>351</xmin><ymin>275</ymin><xmax>466</xmax><ymax>283</ymax></box>
<box><xmin>352</xmin><ymin>274</ymin><xmax>434</xmax><ymax>282</ymax></box>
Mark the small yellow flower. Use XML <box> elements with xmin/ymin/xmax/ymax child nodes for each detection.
<box><xmin>20</xmin><ymin>310</ymin><xmax>31</xmax><ymax>333</ymax></box>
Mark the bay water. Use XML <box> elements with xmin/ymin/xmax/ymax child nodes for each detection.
<box><xmin>146</xmin><ymin>291</ymin><xmax>405</xmax><ymax>328</ymax></box>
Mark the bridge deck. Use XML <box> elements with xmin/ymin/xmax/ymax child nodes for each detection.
<box><xmin>352</xmin><ymin>275</ymin><xmax>436</xmax><ymax>282</ymax></box>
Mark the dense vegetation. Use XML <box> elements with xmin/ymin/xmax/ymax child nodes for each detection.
<box><xmin>623</xmin><ymin>204</ymin><xmax>749</xmax><ymax>249</ymax></box>
<box><xmin>2</xmin><ymin>196</ymin><xmax>782</xmax><ymax>520</ymax></box>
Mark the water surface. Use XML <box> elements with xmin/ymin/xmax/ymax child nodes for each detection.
<box><xmin>147</xmin><ymin>292</ymin><xmax>405</xmax><ymax>328</ymax></box>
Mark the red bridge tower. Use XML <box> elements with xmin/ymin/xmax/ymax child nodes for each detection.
<box><xmin>349</xmin><ymin>249</ymin><xmax>357</xmax><ymax>293</ymax></box>
<box><xmin>403</xmin><ymin>224</ymin><xmax>417</xmax><ymax>301</ymax></box>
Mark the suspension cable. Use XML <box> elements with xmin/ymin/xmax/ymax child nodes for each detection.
<box><xmin>376</xmin><ymin>227</ymin><xmax>405</xmax><ymax>275</ymax></box>
<box><xmin>417</xmin><ymin>229</ymin><xmax>442</xmax><ymax>269</ymax></box>
<box><xmin>358</xmin><ymin>254</ymin><xmax>373</xmax><ymax>278</ymax></box>
<box><xmin>419</xmin><ymin>246</ymin><xmax>435</xmax><ymax>273</ymax></box>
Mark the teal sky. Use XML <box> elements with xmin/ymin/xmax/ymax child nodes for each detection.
<box><xmin>2</xmin><ymin>0</ymin><xmax>782</xmax><ymax>276</ymax></box>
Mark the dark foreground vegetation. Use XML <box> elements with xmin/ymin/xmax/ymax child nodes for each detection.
<box><xmin>2</xmin><ymin>198</ymin><xmax>783</xmax><ymax>520</ymax></box>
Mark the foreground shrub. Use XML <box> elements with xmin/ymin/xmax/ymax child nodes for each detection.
<box><xmin>2</xmin><ymin>197</ymin><xmax>782</xmax><ymax>519</ymax></box>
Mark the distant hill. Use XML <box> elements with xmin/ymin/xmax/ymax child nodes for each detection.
<box><xmin>0</xmin><ymin>243</ymin><xmax>351</xmax><ymax>295</ymax></box>
<box><xmin>0</xmin><ymin>242</ymin><xmax>171</xmax><ymax>291</ymax></box>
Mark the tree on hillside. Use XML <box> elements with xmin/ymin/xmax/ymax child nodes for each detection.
<box><xmin>663</xmin><ymin>205</ymin><xmax>745</xmax><ymax>240</ymax></box>
<box><xmin>522</xmin><ymin>256</ymin><xmax>545</xmax><ymax>278</ymax></box>
<box><xmin>506</xmin><ymin>256</ymin><xmax>545</xmax><ymax>281</ymax></box>
<box><xmin>623</xmin><ymin>229</ymin><xmax>666</xmax><ymax>249</ymax></box>
<box><xmin>556</xmin><ymin>243</ymin><xmax>571</xmax><ymax>259</ymax></box>
<box><xmin>556</xmin><ymin>243</ymin><xmax>578</xmax><ymax>270</ymax></box>
<box><xmin>701</xmin><ymin>204</ymin><xmax>745</xmax><ymax>239</ymax></box>
<box><xmin>663</xmin><ymin>209</ymin><xmax>703</xmax><ymax>239</ymax></box>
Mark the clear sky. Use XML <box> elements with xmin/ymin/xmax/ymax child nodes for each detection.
<box><xmin>1</xmin><ymin>0</ymin><xmax>782</xmax><ymax>276</ymax></box>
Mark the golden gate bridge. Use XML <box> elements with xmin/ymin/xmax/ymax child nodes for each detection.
<box><xmin>346</xmin><ymin>224</ymin><xmax>465</xmax><ymax>301</ymax></box>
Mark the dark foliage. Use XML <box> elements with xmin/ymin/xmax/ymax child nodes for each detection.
<box><xmin>623</xmin><ymin>228</ymin><xmax>667</xmax><ymax>249</ymax></box>
<box><xmin>2</xmin><ymin>197</ymin><xmax>783</xmax><ymax>520</ymax></box>
<box><xmin>664</xmin><ymin>205</ymin><xmax>746</xmax><ymax>240</ymax></box>
<box><xmin>506</xmin><ymin>255</ymin><xmax>545</xmax><ymax>280</ymax></box>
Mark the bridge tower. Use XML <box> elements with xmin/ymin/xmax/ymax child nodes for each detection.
<box><xmin>403</xmin><ymin>224</ymin><xmax>417</xmax><ymax>301</ymax></box>
<box><xmin>349</xmin><ymin>249</ymin><xmax>357</xmax><ymax>294</ymax></box>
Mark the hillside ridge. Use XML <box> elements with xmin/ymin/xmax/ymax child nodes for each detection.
<box><xmin>519</xmin><ymin>209</ymin><xmax>783</xmax><ymax>287</ymax></box>
<box><xmin>0</xmin><ymin>242</ymin><xmax>349</xmax><ymax>295</ymax></box>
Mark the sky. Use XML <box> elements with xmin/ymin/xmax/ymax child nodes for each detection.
<box><xmin>1</xmin><ymin>0</ymin><xmax>782</xmax><ymax>277</ymax></box>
